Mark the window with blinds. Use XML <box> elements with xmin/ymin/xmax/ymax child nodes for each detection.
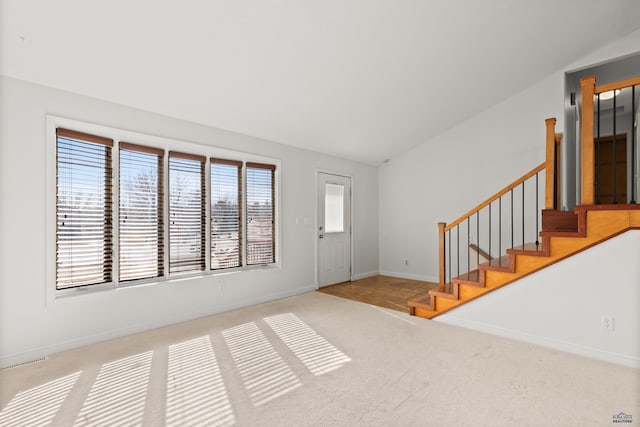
<box><xmin>210</xmin><ymin>159</ymin><xmax>242</xmax><ymax>269</ymax></box>
<box><xmin>119</xmin><ymin>143</ymin><xmax>164</xmax><ymax>281</ymax></box>
<box><xmin>52</xmin><ymin>120</ymin><xmax>279</xmax><ymax>294</ymax></box>
<box><xmin>169</xmin><ymin>152</ymin><xmax>206</xmax><ymax>273</ymax></box>
<box><xmin>56</xmin><ymin>128</ymin><xmax>114</xmax><ymax>289</ymax></box>
<box><xmin>246</xmin><ymin>162</ymin><xmax>276</xmax><ymax>265</ymax></box>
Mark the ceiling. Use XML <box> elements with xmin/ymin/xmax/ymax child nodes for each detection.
<box><xmin>2</xmin><ymin>1</ymin><xmax>640</xmax><ymax>165</ymax></box>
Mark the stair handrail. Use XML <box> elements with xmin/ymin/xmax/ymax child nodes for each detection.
<box><xmin>595</xmin><ymin>76</ymin><xmax>640</xmax><ymax>95</ymax></box>
<box><xmin>443</xmin><ymin>162</ymin><xmax>546</xmax><ymax>233</ymax></box>
<box><xmin>580</xmin><ymin>75</ymin><xmax>640</xmax><ymax>205</ymax></box>
<box><xmin>438</xmin><ymin>162</ymin><xmax>545</xmax><ymax>286</ymax></box>
<box><xmin>438</xmin><ymin>119</ymin><xmax>559</xmax><ymax>286</ymax></box>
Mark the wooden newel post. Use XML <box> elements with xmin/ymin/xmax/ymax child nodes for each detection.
<box><xmin>545</xmin><ymin>118</ymin><xmax>557</xmax><ymax>210</ymax></box>
<box><xmin>581</xmin><ymin>76</ymin><xmax>596</xmax><ymax>205</ymax></box>
<box><xmin>438</xmin><ymin>222</ymin><xmax>446</xmax><ymax>286</ymax></box>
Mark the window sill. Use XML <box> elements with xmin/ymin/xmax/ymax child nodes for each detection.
<box><xmin>52</xmin><ymin>263</ymin><xmax>280</xmax><ymax>301</ymax></box>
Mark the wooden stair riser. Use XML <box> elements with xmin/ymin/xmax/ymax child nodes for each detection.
<box><xmin>541</xmin><ymin>209</ymin><xmax>579</xmax><ymax>232</ymax></box>
<box><xmin>413</xmin><ymin>307</ymin><xmax>437</xmax><ymax>319</ymax></box>
<box><xmin>457</xmin><ymin>283</ymin><xmax>486</xmax><ymax>301</ymax></box>
<box><xmin>434</xmin><ymin>297</ymin><xmax>459</xmax><ymax>312</ymax></box>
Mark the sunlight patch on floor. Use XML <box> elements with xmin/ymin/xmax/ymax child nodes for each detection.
<box><xmin>0</xmin><ymin>309</ymin><xmax>356</xmax><ymax>424</ymax></box>
<box><xmin>0</xmin><ymin>371</ymin><xmax>80</xmax><ymax>427</ymax></box>
<box><xmin>74</xmin><ymin>351</ymin><xmax>152</xmax><ymax>427</ymax></box>
<box><xmin>223</xmin><ymin>321</ymin><xmax>301</xmax><ymax>407</ymax></box>
<box><xmin>166</xmin><ymin>336</ymin><xmax>234</xmax><ymax>427</ymax></box>
<box><xmin>264</xmin><ymin>313</ymin><xmax>351</xmax><ymax>376</ymax></box>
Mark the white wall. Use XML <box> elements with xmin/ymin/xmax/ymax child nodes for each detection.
<box><xmin>379</xmin><ymin>29</ymin><xmax>640</xmax><ymax>282</ymax></box>
<box><xmin>436</xmin><ymin>230</ymin><xmax>640</xmax><ymax>368</ymax></box>
<box><xmin>0</xmin><ymin>76</ymin><xmax>379</xmax><ymax>368</ymax></box>
<box><xmin>378</xmin><ymin>72</ymin><xmax>561</xmax><ymax>282</ymax></box>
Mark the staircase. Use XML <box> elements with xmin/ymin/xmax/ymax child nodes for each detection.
<box><xmin>409</xmin><ymin>74</ymin><xmax>640</xmax><ymax>320</ymax></box>
<box><xmin>409</xmin><ymin>205</ymin><xmax>640</xmax><ymax>318</ymax></box>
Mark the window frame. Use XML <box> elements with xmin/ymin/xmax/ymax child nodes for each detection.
<box><xmin>119</xmin><ymin>142</ymin><xmax>165</xmax><ymax>282</ymax></box>
<box><xmin>55</xmin><ymin>128</ymin><xmax>114</xmax><ymax>290</ymax></box>
<box><xmin>210</xmin><ymin>158</ymin><xmax>243</xmax><ymax>270</ymax></box>
<box><xmin>46</xmin><ymin>115</ymin><xmax>280</xmax><ymax>302</ymax></box>
<box><xmin>246</xmin><ymin>162</ymin><xmax>277</xmax><ymax>265</ymax></box>
<box><xmin>168</xmin><ymin>151</ymin><xmax>207</xmax><ymax>275</ymax></box>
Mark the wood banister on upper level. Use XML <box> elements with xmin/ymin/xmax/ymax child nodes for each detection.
<box><xmin>581</xmin><ymin>74</ymin><xmax>640</xmax><ymax>205</ymax></box>
<box><xmin>545</xmin><ymin>118</ymin><xmax>560</xmax><ymax>210</ymax></box>
<box><xmin>581</xmin><ymin>76</ymin><xmax>596</xmax><ymax>205</ymax></box>
<box><xmin>595</xmin><ymin>76</ymin><xmax>640</xmax><ymax>94</ymax></box>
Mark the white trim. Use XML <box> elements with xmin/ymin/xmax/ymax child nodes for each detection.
<box><xmin>378</xmin><ymin>270</ymin><xmax>439</xmax><ymax>283</ymax></box>
<box><xmin>46</xmin><ymin>115</ymin><xmax>282</xmax><ymax>303</ymax></box>
<box><xmin>46</xmin><ymin>118</ymin><xmax>58</xmax><ymax>305</ymax></box>
<box><xmin>351</xmin><ymin>270</ymin><xmax>379</xmax><ymax>281</ymax></box>
<box><xmin>435</xmin><ymin>315</ymin><xmax>640</xmax><ymax>369</ymax></box>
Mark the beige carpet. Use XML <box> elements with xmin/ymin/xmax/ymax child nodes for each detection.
<box><xmin>1</xmin><ymin>291</ymin><xmax>638</xmax><ymax>426</ymax></box>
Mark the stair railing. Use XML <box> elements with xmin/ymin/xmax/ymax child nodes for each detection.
<box><xmin>580</xmin><ymin>75</ymin><xmax>640</xmax><ymax>205</ymax></box>
<box><xmin>437</xmin><ymin>120</ymin><xmax>559</xmax><ymax>287</ymax></box>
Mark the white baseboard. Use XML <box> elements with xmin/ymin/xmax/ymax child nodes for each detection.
<box><xmin>351</xmin><ymin>270</ymin><xmax>379</xmax><ymax>281</ymax></box>
<box><xmin>378</xmin><ymin>270</ymin><xmax>439</xmax><ymax>283</ymax></box>
<box><xmin>0</xmin><ymin>284</ymin><xmax>316</xmax><ymax>369</ymax></box>
<box><xmin>435</xmin><ymin>315</ymin><xmax>640</xmax><ymax>369</ymax></box>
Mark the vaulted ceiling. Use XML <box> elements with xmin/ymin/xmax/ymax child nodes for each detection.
<box><xmin>2</xmin><ymin>1</ymin><xmax>640</xmax><ymax>165</ymax></box>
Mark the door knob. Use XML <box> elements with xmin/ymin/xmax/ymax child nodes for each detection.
<box><xmin>319</xmin><ymin>234</ymin><xmax>324</xmax><ymax>239</ymax></box>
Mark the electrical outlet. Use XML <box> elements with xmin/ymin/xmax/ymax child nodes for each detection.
<box><xmin>404</xmin><ymin>259</ymin><xmax>409</xmax><ymax>266</ymax></box>
<box><xmin>601</xmin><ymin>315</ymin><xmax>615</xmax><ymax>332</ymax></box>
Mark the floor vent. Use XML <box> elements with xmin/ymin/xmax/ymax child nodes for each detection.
<box><xmin>0</xmin><ymin>356</ymin><xmax>48</xmax><ymax>371</ymax></box>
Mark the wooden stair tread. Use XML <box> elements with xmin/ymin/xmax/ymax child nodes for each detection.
<box><xmin>509</xmin><ymin>242</ymin><xmax>543</xmax><ymax>252</ymax></box>
<box><xmin>540</xmin><ymin>230</ymin><xmax>585</xmax><ymax>237</ymax></box>
<box><xmin>407</xmin><ymin>293</ymin><xmax>435</xmax><ymax>314</ymax></box>
<box><xmin>452</xmin><ymin>269</ymin><xmax>482</xmax><ymax>286</ymax></box>
<box><xmin>428</xmin><ymin>282</ymin><xmax>457</xmax><ymax>299</ymax></box>
<box><xmin>507</xmin><ymin>241</ymin><xmax>548</xmax><ymax>257</ymax></box>
<box><xmin>407</xmin><ymin>293</ymin><xmax>432</xmax><ymax>307</ymax></box>
<box><xmin>479</xmin><ymin>255</ymin><xmax>513</xmax><ymax>271</ymax></box>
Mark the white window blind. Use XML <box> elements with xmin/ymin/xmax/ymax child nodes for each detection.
<box><xmin>119</xmin><ymin>143</ymin><xmax>164</xmax><ymax>281</ymax></box>
<box><xmin>246</xmin><ymin>162</ymin><xmax>275</xmax><ymax>265</ymax></box>
<box><xmin>210</xmin><ymin>159</ymin><xmax>242</xmax><ymax>269</ymax></box>
<box><xmin>169</xmin><ymin>152</ymin><xmax>206</xmax><ymax>273</ymax></box>
<box><xmin>56</xmin><ymin>128</ymin><xmax>113</xmax><ymax>289</ymax></box>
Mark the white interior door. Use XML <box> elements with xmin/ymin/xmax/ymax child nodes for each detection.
<box><xmin>318</xmin><ymin>172</ymin><xmax>351</xmax><ymax>287</ymax></box>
